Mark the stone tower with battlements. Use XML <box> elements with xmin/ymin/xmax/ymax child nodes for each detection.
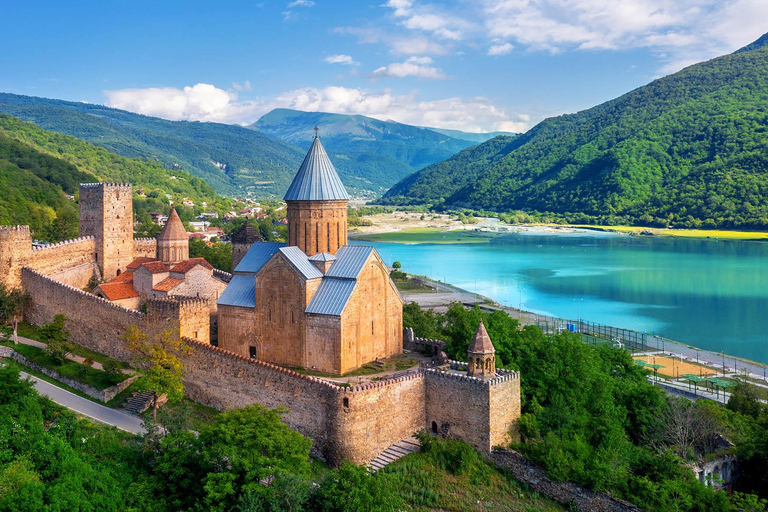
<box><xmin>156</xmin><ymin>208</ymin><xmax>189</xmax><ymax>265</ymax></box>
<box><xmin>79</xmin><ymin>183</ymin><xmax>134</xmax><ymax>281</ymax></box>
<box><xmin>284</xmin><ymin>133</ymin><xmax>350</xmax><ymax>257</ymax></box>
<box><xmin>231</xmin><ymin>222</ymin><xmax>264</xmax><ymax>270</ymax></box>
<box><xmin>467</xmin><ymin>320</ymin><xmax>496</xmax><ymax>380</ymax></box>
<box><xmin>0</xmin><ymin>226</ymin><xmax>33</xmax><ymax>290</ymax></box>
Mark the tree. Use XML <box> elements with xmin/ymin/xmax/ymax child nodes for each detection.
<box><xmin>0</xmin><ymin>284</ymin><xmax>29</xmax><ymax>344</ymax></box>
<box><xmin>392</xmin><ymin>261</ymin><xmax>402</xmax><ymax>269</ymax></box>
<box><xmin>124</xmin><ymin>325</ymin><xmax>189</xmax><ymax>421</ymax></box>
<box><xmin>40</xmin><ymin>314</ymin><xmax>72</xmax><ymax>364</ymax></box>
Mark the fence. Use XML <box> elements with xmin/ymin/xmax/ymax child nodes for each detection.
<box><xmin>533</xmin><ymin>315</ymin><xmax>652</xmax><ymax>353</ymax></box>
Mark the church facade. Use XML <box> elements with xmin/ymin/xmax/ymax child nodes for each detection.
<box><xmin>217</xmin><ymin>135</ymin><xmax>403</xmax><ymax>374</ymax></box>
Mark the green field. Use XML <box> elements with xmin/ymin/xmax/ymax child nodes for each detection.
<box><xmin>566</xmin><ymin>224</ymin><xmax>768</xmax><ymax>241</ymax></box>
<box><xmin>352</xmin><ymin>227</ymin><xmax>497</xmax><ymax>244</ymax></box>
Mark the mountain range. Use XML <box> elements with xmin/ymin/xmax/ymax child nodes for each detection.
<box><xmin>252</xmin><ymin>108</ymin><xmax>514</xmax><ymax>196</ymax></box>
<box><xmin>0</xmin><ymin>95</ymin><xmax>512</xmax><ymax>198</ymax></box>
<box><xmin>0</xmin><ymin>113</ymin><xmax>227</xmax><ymax>241</ymax></box>
<box><xmin>383</xmin><ymin>33</ymin><xmax>768</xmax><ymax>229</ymax></box>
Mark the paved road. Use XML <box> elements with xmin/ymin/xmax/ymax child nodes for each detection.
<box><xmin>21</xmin><ymin>371</ymin><xmax>146</xmax><ymax>435</ymax></box>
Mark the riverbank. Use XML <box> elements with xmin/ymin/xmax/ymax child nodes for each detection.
<box><xmin>349</xmin><ymin>211</ymin><xmax>768</xmax><ymax>243</ymax></box>
<box><xmin>400</xmin><ymin>274</ymin><xmax>768</xmax><ymax>403</ymax></box>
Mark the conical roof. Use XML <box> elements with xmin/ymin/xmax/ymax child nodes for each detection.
<box><xmin>284</xmin><ymin>136</ymin><xmax>350</xmax><ymax>201</ymax></box>
<box><xmin>468</xmin><ymin>320</ymin><xmax>495</xmax><ymax>355</ymax></box>
<box><xmin>157</xmin><ymin>208</ymin><xmax>188</xmax><ymax>241</ymax></box>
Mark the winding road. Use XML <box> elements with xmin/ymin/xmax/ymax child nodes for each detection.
<box><xmin>21</xmin><ymin>371</ymin><xmax>146</xmax><ymax>435</ymax></box>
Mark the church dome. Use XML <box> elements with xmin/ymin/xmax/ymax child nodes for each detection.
<box><xmin>284</xmin><ymin>135</ymin><xmax>350</xmax><ymax>201</ymax></box>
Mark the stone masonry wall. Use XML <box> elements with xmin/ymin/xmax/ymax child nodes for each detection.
<box><xmin>334</xmin><ymin>374</ymin><xmax>426</xmax><ymax>464</ymax></box>
<box><xmin>180</xmin><ymin>337</ymin><xmax>340</xmax><ymax>461</ymax></box>
<box><xmin>46</xmin><ymin>262</ymin><xmax>99</xmax><ymax>289</ymax></box>
<box><xmin>22</xmin><ymin>268</ymin><xmax>146</xmax><ymax>362</ymax></box>
<box><xmin>424</xmin><ymin>365</ymin><xmax>520</xmax><ymax>453</ymax></box>
<box><xmin>133</xmin><ymin>238</ymin><xmax>157</xmax><ymax>258</ymax></box>
<box><xmin>28</xmin><ymin>237</ymin><xmax>96</xmax><ymax>276</ymax></box>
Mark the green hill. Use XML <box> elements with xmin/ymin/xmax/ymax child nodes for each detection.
<box><xmin>383</xmin><ymin>34</ymin><xmax>768</xmax><ymax>229</ymax></box>
<box><xmin>0</xmin><ymin>113</ymin><xmax>229</xmax><ymax>241</ymax></box>
<box><xmin>0</xmin><ymin>93</ymin><xmax>305</xmax><ymax>196</ymax></box>
<box><xmin>252</xmin><ymin>108</ymin><xmax>515</xmax><ymax>195</ymax></box>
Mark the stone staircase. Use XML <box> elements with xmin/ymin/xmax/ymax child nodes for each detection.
<box><xmin>367</xmin><ymin>436</ymin><xmax>421</xmax><ymax>472</ymax></box>
<box><xmin>124</xmin><ymin>391</ymin><xmax>155</xmax><ymax>414</ymax></box>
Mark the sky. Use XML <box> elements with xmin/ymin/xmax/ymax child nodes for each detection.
<box><xmin>2</xmin><ymin>0</ymin><xmax>767</xmax><ymax>133</ymax></box>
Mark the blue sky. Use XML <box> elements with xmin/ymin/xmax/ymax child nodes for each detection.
<box><xmin>2</xmin><ymin>0</ymin><xmax>767</xmax><ymax>132</ymax></box>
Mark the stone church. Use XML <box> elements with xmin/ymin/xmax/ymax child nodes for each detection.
<box><xmin>217</xmin><ymin>134</ymin><xmax>404</xmax><ymax>374</ymax></box>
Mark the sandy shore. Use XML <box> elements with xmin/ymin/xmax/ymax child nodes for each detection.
<box><xmin>349</xmin><ymin>212</ymin><xmax>625</xmax><ymax>238</ymax></box>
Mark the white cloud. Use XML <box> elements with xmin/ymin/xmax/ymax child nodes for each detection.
<box><xmin>324</xmin><ymin>54</ymin><xmax>359</xmax><ymax>65</ymax></box>
<box><xmin>104</xmin><ymin>83</ymin><xmax>531</xmax><ymax>132</ymax></box>
<box><xmin>232</xmin><ymin>80</ymin><xmax>252</xmax><ymax>91</ymax></box>
<box><xmin>274</xmin><ymin>85</ymin><xmax>530</xmax><ymax>132</ymax></box>
<box><xmin>480</xmin><ymin>0</ymin><xmax>768</xmax><ymax>69</ymax></box>
<box><xmin>383</xmin><ymin>0</ymin><xmax>471</xmax><ymax>41</ymax></box>
<box><xmin>390</xmin><ymin>36</ymin><xmax>449</xmax><ymax>55</ymax></box>
<box><xmin>104</xmin><ymin>84</ymin><xmax>263</xmax><ymax>124</ymax></box>
<box><xmin>287</xmin><ymin>0</ymin><xmax>314</xmax><ymax>6</ymax></box>
<box><xmin>372</xmin><ymin>56</ymin><xmax>446</xmax><ymax>79</ymax></box>
<box><xmin>487</xmin><ymin>42</ymin><xmax>513</xmax><ymax>55</ymax></box>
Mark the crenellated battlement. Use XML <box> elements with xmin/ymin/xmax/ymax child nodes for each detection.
<box><xmin>31</xmin><ymin>236</ymin><xmax>95</xmax><ymax>252</ymax></box>
<box><xmin>22</xmin><ymin>267</ymin><xmax>145</xmax><ymax>318</ymax></box>
<box><xmin>79</xmin><ymin>182</ymin><xmax>132</xmax><ymax>189</ymax></box>
<box><xmin>0</xmin><ymin>225</ymin><xmax>31</xmax><ymax>235</ymax></box>
<box><xmin>182</xmin><ymin>336</ymin><xmax>343</xmax><ymax>390</ymax></box>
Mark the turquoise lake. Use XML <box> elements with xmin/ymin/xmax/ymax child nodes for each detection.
<box><xmin>358</xmin><ymin>233</ymin><xmax>768</xmax><ymax>364</ymax></box>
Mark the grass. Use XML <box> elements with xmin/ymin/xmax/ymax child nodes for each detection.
<box><xmin>393</xmin><ymin>276</ymin><xmax>438</xmax><ymax>294</ymax></box>
<box><xmin>382</xmin><ymin>436</ymin><xmax>564</xmax><ymax>511</ymax></box>
<box><xmin>144</xmin><ymin>397</ymin><xmax>221</xmax><ymax>431</ymax></box>
<box><xmin>15</xmin><ymin>321</ymin><xmax>130</xmax><ymax>369</ymax></box>
<box><xmin>1</xmin><ymin>339</ymin><xmax>129</xmax><ymax>390</ymax></box>
<box><xmin>2</xmin><ymin>358</ymin><xmax>104</xmax><ymax>404</ymax></box>
<box><xmin>295</xmin><ymin>354</ymin><xmax>420</xmax><ymax>379</ymax></box>
<box><xmin>352</xmin><ymin>227</ymin><xmax>497</xmax><ymax>244</ymax></box>
<box><xmin>564</xmin><ymin>224</ymin><xmax>768</xmax><ymax>241</ymax></box>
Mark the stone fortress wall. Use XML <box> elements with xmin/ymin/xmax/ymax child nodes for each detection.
<box><xmin>1</xmin><ymin>181</ymin><xmax>521</xmax><ymax>467</ymax></box>
<box><xmin>133</xmin><ymin>237</ymin><xmax>157</xmax><ymax>258</ymax></box>
<box><xmin>19</xmin><ymin>264</ymin><xmax>520</xmax><ymax>465</ymax></box>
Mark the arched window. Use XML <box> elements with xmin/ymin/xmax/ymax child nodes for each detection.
<box><xmin>343</xmin><ymin>397</ymin><xmax>349</xmax><ymax>408</ymax></box>
<box><xmin>116</xmin><ymin>269</ymin><xmax>121</xmax><ymax>276</ymax></box>
<box><xmin>431</xmin><ymin>421</ymin><xmax>438</xmax><ymax>434</ymax></box>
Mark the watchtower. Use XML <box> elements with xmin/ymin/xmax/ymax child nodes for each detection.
<box><xmin>467</xmin><ymin>320</ymin><xmax>496</xmax><ymax>379</ymax></box>
<box><xmin>79</xmin><ymin>183</ymin><xmax>134</xmax><ymax>281</ymax></box>
<box><xmin>284</xmin><ymin>129</ymin><xmax>350</xmax><ymax>256</ymax></box>
<box><xmin>231</xmin><ymin>222</ymin><xmax>263</xmax><ymax>270</ymax></box>
<box><xmin>0</xmin><ymin>226</ymin><xmax>33</xmax><ymax>290</ymax></box>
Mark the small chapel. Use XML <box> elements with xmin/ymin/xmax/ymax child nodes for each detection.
<box><xmin>217</xmin><ymin>133</ymin><xmax>404</xmax><ymax>375</ymax></box>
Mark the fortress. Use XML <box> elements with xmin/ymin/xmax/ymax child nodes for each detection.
<box><xmin>0</xmin><ymin>135</ymin><xmax>521</xmax><ymax>465</ymax></box>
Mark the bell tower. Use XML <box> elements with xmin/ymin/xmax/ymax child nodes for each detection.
<box><xmin>467</xmin><ymin>320</ymin><xmax>496</xmax><ymax>380</ymax></box>
<box><xmin>156</xmin><ymin>208</ymin><xmax>189</xmax><ymax>265</ymax></box>
<box><xmin>284</xmin><ymin>128</ymin><xmax>350</xmax><ymax>257</ymax></box>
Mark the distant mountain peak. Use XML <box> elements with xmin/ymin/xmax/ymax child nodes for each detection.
<box><xmin>734</xmin><ymin>32</ymin><xmax>768</xmax><ymax>54</ymax></box>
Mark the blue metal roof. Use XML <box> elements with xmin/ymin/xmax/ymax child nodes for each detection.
<box><xmin>325</xmin><ymin>245</ymin><xmax>374</xmax><ymax>279</ymax></box>
<box><xmin>308</xmin><ymin>252</ymin><xmax>336</xmax><ymax>262</ymax></box>
<box><xmin>305</xmin><ymin>278</ymin><xmax>357</xmax><ymax>316</ymax></box>
<box><xmin>234</xmin><ymin>242</ymin><xmax>286</xmax><ymax>274</ymax></box>
<box><xmin>217</xmin><ymin>274</ymin><xmax>255</xmax><ymax>308</ymax></box>
<box><xmin>279</xmin><ymin>247</ymin><xmax>323</xmax><ymax>280</ymax></box>
<box><xmin>283</xmin><ymin>137</ymin><xmax>350</xmax><ymax>201</ymax></box>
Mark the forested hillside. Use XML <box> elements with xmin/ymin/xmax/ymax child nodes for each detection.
<box><xmin>253</xmin><ymin>108</ymin><xmax>514</xmax><ymax>195</ymax></box>
<box><xmin>384</xmin><ymin>34</ymin><xmax>768</xmax><ymax>229</ymax></box>
<box><xmin>0</xmin><ymin>94</ymin><xmax>305</xmax><ymax>196</ymax></box>
<box><xmin>0</xmin><ymin>114</ymin><xmax>229</xmax><ymax>241</ymax></box>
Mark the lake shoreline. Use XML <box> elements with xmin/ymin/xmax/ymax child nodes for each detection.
<box><xmin>350</xmin><ymin>214</ymin><xmax>768</xmax><ymax>244</ymax></box>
